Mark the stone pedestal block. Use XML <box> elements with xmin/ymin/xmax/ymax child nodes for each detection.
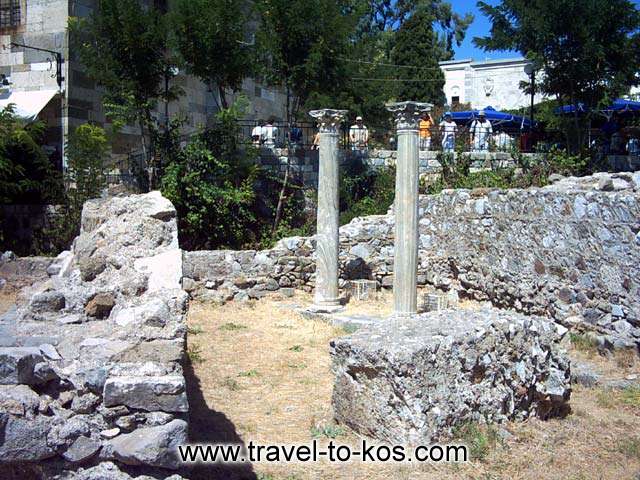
<box><xmin>331</xmin><ymin>308</ymin><xmax>571</xmax><ymax>444</ymax></box>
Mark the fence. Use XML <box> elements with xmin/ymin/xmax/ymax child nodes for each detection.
<box><xmin>237</xmin><ymin>120</ymin><xmax>541</xmax><ymax>154</ymax></box>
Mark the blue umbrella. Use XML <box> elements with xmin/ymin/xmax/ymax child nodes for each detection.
<box><xmin>448</xmin><ymin>106</ymin><xmax>536</xmax><ymax>129</ymax></box>
<box><xmin>605</xmin><ymin>99</ymin><xmax>640</xmax><ymax>113</ymax></box>
<box><xmin>554</xmin><ymin>98</ymin><xmax>640</xmax><ymax>116</ymax></box>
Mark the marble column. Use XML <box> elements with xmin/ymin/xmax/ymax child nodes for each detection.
<box><xmin>386</xmin><ymin>101</ymin><xmax>433</xmax><ymax>316</ymax></box>
<box><xmin>309</xmin><ymin>109</ymin><xmax>348</xmax><ymax>312</ymax></box>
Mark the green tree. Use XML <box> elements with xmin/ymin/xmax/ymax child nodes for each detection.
<box><xmin>308</xmin><ymin>0</ymin><xmax>472</xmax><ymax>125</ymax></box>
<box><xmin>474</xmin><ymin>0</ymin><xmax>640</xmax><ymax>151</ymax></box>
<box><xmin>0</xmin><ymin>105</ymin><xmax>63</xmax><ymax>204</ymax></box>
<box><xmin>172</xmin><ymin>0</ymin><xmax>256</xmax><ymax>109</ymax></box>
<box><xmin>65</xmin><ymin>124</ymin><xmax>108</xmax><ymax>212</ymax></box>
<box><xmin>70</xmin><ymin>0</ymin><xmax>180</xmax><ymax>188</ymax></box>
<box><xmin>256</xmin><ymin>0</ymin><xmax>355</xmax><ymax>122</ymax></box>
<box><xmin>39</xmin><ymin>123</ymin><xmax>110</xmax><ymax>253</ymax></box>
<box><xmin>390</xmin><ymin>9</ymin><xmax>447</xmax><ymax>104</ymax></box>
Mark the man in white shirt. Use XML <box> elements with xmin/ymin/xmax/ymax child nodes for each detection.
<box><xmin>251</xmin><ymin>119</ymin><xmax>264</xmax><ymax>146</ymax></box>
<box><xmin>262</xmin><ymin>117</ymin><xmax>278</xmax><ymax>148</ymax></box>
<box><xmin>439</xmin><ymin>113</ymin><xmax>458</xmax><ymax>152</ymax></box>
<box><xmin>470</xmin><ymin>111</ymin><xmax>493</xmax><ymax>152</ymax></box>
<box><xmin>494</xmin><ymin>129</ymin><xmax>513</xmax><ymax>151</ymax></box>
<box><xmin>349</xmin><ymin>116</ymin><xmax>369</xmax><ymax>152</ymax></box>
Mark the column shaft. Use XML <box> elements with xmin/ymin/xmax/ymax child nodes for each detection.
<box><xmin>393</xmin><ymin>129</ymin><xmax>419</xmax><ymax>315</ymax></box>
<box><xmin>315</xmin><ymin>131</ymin><xmax>340</xmax><ymax>306</ymax></box>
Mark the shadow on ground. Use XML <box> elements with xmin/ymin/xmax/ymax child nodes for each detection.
<box><xmin>183</xmin><ymin>358</ymin><xmax>257</xmax><ymax>480</ymax></box>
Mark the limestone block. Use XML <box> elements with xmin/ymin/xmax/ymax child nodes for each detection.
<box><xmin>331</xmin><ymin>308</ymin><xmax>571</xmax><ymax>444</ymax></box>
<box><xmin>103</xmin><ymin>376</ymin><xmax>188</xmax><ymax>413</ymax></box>
<box><xmin>106</xmin><ymin>419</ymin><xmax>188</xmax><ymax>470</ymax></box>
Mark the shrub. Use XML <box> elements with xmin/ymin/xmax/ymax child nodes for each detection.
<box><xmin>339</xmin><ymin>155</ymin><xmax>396</xmax><ymax>225</ymax></box>
<box><xmin>0</xmin><ymin>105</ymin><xmax>64</xmax><ymax>206</ymax></box>
<box><xmin>34</xmin><ymin>124</ymin><xmax>108</xmax><ymax>254</ymax></box>
<box><xmin>162</xmin><ymin>98</ymin><xmax>308</xmax><ymax>250</ymax></box>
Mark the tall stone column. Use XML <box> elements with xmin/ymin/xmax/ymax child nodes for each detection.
<box><xmin>386</xmin><ymin>101</ymin><xmax>433</xmax><ymax>316</ymax></box>
<box><xmin>309</xmin><ymin>109</ymin><xmax>348</xmax><ymax>312</ymax></box>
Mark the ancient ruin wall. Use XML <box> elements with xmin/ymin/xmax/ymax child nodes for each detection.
<box><xmin>0</xmin><ymin>191</ymin><xmax>188</xmax><ymax>479</ymax></box>
<box><xmin>183</xmin><ymin>172</ymin><xmax>640</xmax><ymax>350</ymax></box>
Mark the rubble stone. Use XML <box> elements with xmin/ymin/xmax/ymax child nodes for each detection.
<box><xmin>330</xmin><ymin>308</ymin><xmax>571</xmax><ymax>444</ymax></box>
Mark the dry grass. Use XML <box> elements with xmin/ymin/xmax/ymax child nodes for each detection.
<box><xmin>186</xmin><ymin>294</ymin><xmax>640</xmax><ymax>480</ymax></box>
<box><xmin>0</xmin><ymin>291</ymin><xmax>16</xmax><ymax>315</ymax></box>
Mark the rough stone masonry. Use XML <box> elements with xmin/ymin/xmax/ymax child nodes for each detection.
<box><xmin>183</xmin><ymin>171</ymin><xmax>640</xmax><ymax>353</ymax></box>
<box><xmin>331</xmin><ymin>308</ymin><xmax>571</xmax><ymax>444</ymax></box>
<box><xmin>0</xmin><ymin>191</ymin><xmax>188</xmax><ymax>479</ymax></box>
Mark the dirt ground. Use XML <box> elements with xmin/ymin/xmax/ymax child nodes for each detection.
<box><xmin>186</xmin><ymin>292</ymin><xmax>640</xmax><ymax>480</ymax></box>
<box><xmin>0</xmin><ymin>291</ymin><xmax>16</xmax><ymax>315</ymax></box>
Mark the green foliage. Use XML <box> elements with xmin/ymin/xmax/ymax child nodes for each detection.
<box><xmin>70</xmin><ymin>0</ymin><xmax>180</xmax><ymax>188</ymax></box>
<box><xmin>187</xmin><ymin>344</ymin><xmax>204</xmax><ymax>364</ymax></box>
<box><xmin>310</xmin><ymin>423</ymin><xmax>346</xmax><ymax>439</ymax></box>
<box><xmin>305</xmin><ymin>1</ymin><xmax>472</xmax><ymax>125</ymax></box>
<box><xmin>172</xmin><ymin>0</ymin><xmax>256</xmax><ymax>108</ymax></box>
<box><xmin>621</xmin><ymin>386</ymin><xmax>640</xmax><ymax>408</ymax></box>
<box><xmin>569</xmin><ymin>333</ymin><xmax>600</xmax><ymax>354</ymax></box>
<box><xmin>424</xmin><ymin>146</ymin><xmax>590</xmax><ymax>196</ymax></box>
<box><xmin>161</xmin><ymin>100</ymin><xmax>259</xmax><ymax>249</ymax></box>
<box><xmin>66</xmin><ymin>124</ymin><xmax>108</xmax><ymax>211</ymax></box>
<box><xmin>162</xmin><ymin>98</ymin><xmax>308</xmax><ymax>250</ymax></box>
<box><xmin>0</xmin><ymin>105</ymin><xmax>63</xmax><ymax>205</ymax></box>
<box><xmin>256</xmin><ymin>0</ymin><xmax>355</xmax><ymax>121</ymax></box>
<box><xmin>339</xmin><ymin>157</ymin><xmax>396</xmax><ymax>225</ymax></box>
<box><xmin>37</xmin><ymin>123</ymin><xmax>109</xmax><ymax>254</ymax></box>
<box><xmin>475</xmin><ymin>0</ymin><xmax>640</xmax><ymax>151</ymax></box>
<box><xmin>288</xmin><ymin>345</ymin><xmax>304</xmax><ymax>353</ymax></box>
<box><xmin>452</xmin><ymin>422</ymin><xmax>500</xmax><ymax>461</ymax></box>
<box><xmin>219</xmin><ymin>322</ymin><xmax>248</xmax><ymax>332</ymax></box>
<box><xmin>390</xmin><ymin>8</ymin><xmax>447</xmax><ymax>104</ymax></box>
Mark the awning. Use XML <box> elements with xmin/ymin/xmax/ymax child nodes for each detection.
<box><xmin>0</xmin><ymin>89</ymin><xmax>59</xmax><ymax>121</ymax></box>
<box><xmin>448</xmin><ymin>106</ymin><xmax>536</xmax><ymax>129</ymax></box>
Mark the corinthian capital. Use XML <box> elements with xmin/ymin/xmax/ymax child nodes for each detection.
<box><xmin>309</xmin><ymin>109</ymin><xmax>348</xmax><ymax>134</ymax></box>
<box><xmin>386</xmin><ymin>101</ymin><xmax>433</xmax><ymax>131</ymax></box>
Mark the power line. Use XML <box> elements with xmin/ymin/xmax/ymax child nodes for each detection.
<box><xmin>335</xmin><ymin>56</ymin><xmax>443</xmax><ymax>70</ymax></box>
<box><xmin>351</xmin><ymin>77</ymin><xmax>444</xmax><ymax>82</ymax></box>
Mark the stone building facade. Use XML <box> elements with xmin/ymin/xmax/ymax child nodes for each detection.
<box><xmin>439</xmin><ymin>57</ymin><xmax>547</xmax><ymax>111</ymax></box>
<box><xmin>0</xmin><ymin>0</ymin><xmax>286</xmax><ymax>168</ymax></box>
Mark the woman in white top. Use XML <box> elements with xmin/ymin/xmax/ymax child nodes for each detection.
<box><xmin>439</xmin><ymin>113</ymin><xmax>458</xmax><ymax>152</ymax></box>
<box><xmin>262</xmin><ymin>117</ymin><xmax>278</xmax><ymax>148</ymax></box>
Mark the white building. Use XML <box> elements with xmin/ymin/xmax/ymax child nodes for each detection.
<box><xmin>439</xmin><ymin>57</ymin><xmax>546</xmax><ymax>111</ymax></box>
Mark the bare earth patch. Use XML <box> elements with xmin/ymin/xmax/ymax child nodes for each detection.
<box><xmin>186</xmin><ymin>294</ymin><xmax>640</xmax><ymax>480</ymax></box>
<box><xmin>0</xmin><ymin>291</ymin><xmax>17</xmax><ymax>315</ymax></box>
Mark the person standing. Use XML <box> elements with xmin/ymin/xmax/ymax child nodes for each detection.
<box><xmin>349</xmin><ymin>116</ymin><xmax>369</xmax><ymax>152</ymax></box>
<box><xmin>470</xmin><ymin>110</ymin><xmax>493</xmax><ymax>152</ymax></box>
<box><xmin>289</xmin><ymin>122</ymin><xmax>303</xmax><ymax>150</ymax></box>
<box><xmin>251</xmin><ymin>119</ymin><xmax>264</xmax><ymax>146</ymax></box>
<box><xmin>262</xmin><ymin>117</ymin><xmax>278</xmax><ymax>148</ymax></box>
<box><xmin>439</xmin><ymin>113</ymin><xmax>458</xmax><ymax>152</ymax></box>
<box><xmin>419</xmin><ymin>112</ymin><xmax>433</xmax><ymax>151</ymax></box>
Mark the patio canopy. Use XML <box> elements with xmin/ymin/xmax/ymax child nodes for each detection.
<box><xmin>0</xmin><ymin>89</ymin><xmax>59</xmax><ymax>121</ymax></box>
<box><xmin>448</xmin><ymin>106</ymin><xmax>535</xmax><ymax>129</ymax></box>
<box><xmin>554</xmin><ymin>98</ymin><xmax>640</xmax><ymax>116</ymax></box>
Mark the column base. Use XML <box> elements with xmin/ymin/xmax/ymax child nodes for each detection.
<box><xmin>307</xmin><ymin>303</ymin><xmax>345</xmax><ymax>314</ymax></box>
<box><xmin>392</xmin><ymin>310</ymin><xmax>418</xmax><ymax>319</ymax></box>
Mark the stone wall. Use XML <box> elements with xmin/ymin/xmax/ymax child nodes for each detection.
<box><xmin>182</xmin><ymin>171</ymin><xmax>640</xmax><ymax>352</ymax></box>
<box><xmin>257</xmin><ymin>148</ymin><xmax>539</xmax><ymax>189</ymax></box>
<box><xmin>0</xmin><ymin>191</ymin><xmax>189</xmax><ymax>479</ymax></box>
<box><xmin>0</xmin><ymin>204</ymin><xmax>64</xmax><ymax>255</ymax></box>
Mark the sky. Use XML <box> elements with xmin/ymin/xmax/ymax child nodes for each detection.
<box><xmin>452</xmin><ymin>0</ymin><xmax>516</xmax><ymax>61</ymax></box>
<box><xmin>452</xmin><ymin>0</ymin><xmax>640</xmax><ymax>61</ymax></box>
